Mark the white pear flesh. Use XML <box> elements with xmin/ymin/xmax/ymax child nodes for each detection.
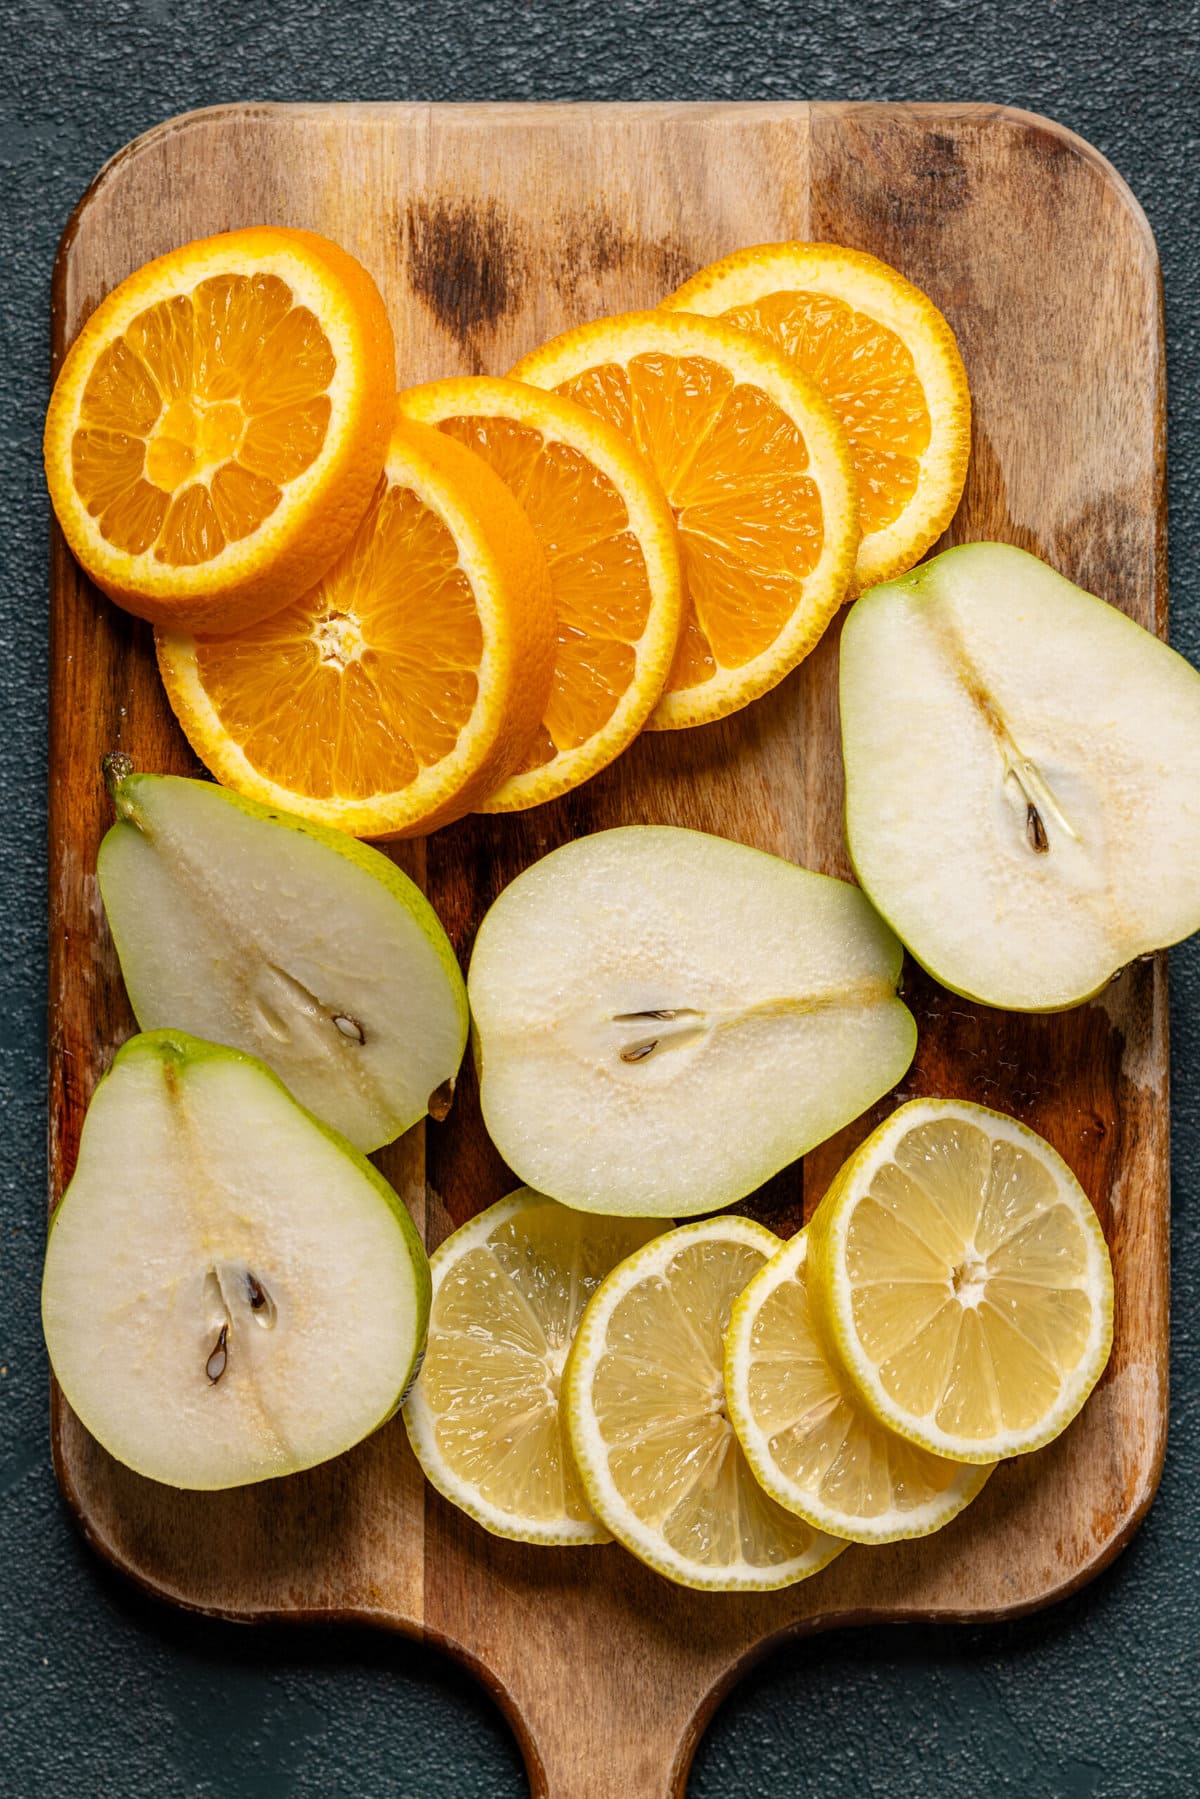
<box><xmin>840</xmin><ymin>542</ymin><xmax>1200</xmax><ymax>1011</ymax></box>
<box><xmin>42</xmin><ymin>1031</ymin><xmax>430</xmax><ymax>1490</ymax></box>
<box><xmin>97</xmin><ymin>767</ymin><xmax>468</xmax><ymax>1152</ymax></box>
<box><xmin>468</xmin><ymin>827</ymin><xmax>916</xmax><ymax>1217</ymax></box>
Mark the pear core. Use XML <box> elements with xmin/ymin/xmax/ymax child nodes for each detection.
<box><xmin>97</xmin><ymin>766</ymin><xmax>467</xmax><ymax>1151</ymax></box>
<box><xmin>840</xmin><ymin>542</ymin><xmax>1200</xmax><ymax>1011</ymax></box>
<box><xmin>42</xmin><ymin>1032</ymin><xmax>430</xmax><ymax>1490</ymax></box>
<box><xmin>468</xmin><ymin>826</ymin><xmax>916</xmax><ymax>1217</ymax></box>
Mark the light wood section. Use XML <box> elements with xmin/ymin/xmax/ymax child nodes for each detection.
<box><xmin>48</xmin><ymin>102</ymin><xmax>1167</xmax><ymax>1798</ymax></box>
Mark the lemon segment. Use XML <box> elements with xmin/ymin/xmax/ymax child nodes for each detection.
<box><xmin>807</xmin><ymin>1099</ymin><xmax>1114</xmax><ymax>1462</ymax></box>
<box><xmin>403</xmin><ymin>1190</ymin><xmax>662</xmax><ymax>1544</ymax></box>
<box><xmin>563</xmin><ymin>1216</ymin><xmax>848</xmax><ymax>1589</ymax></box>
<box><xmin>725</xmin><ymin>1229</ymin><xmax>992</xmax><ymax>1541</ymax></box>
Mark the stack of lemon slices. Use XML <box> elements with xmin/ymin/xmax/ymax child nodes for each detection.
<box><xmin>45</xmin><ymin>230</ymin><xmax>970</xmax><ymax>836</ymax></box>
<box><xmin>404</xmin><ymin>1099</ymin><xmax>1113</xmax><ymax>1591</ymax></box>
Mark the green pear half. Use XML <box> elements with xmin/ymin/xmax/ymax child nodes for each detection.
<box><xmin>42</xmin><ymin>1030</ymin><xmax>431</xmax><ymax>1490</ymax></box>
<box><xmin>97</xmin><ymin>760</ymin><xmax>468</xmax><ymax>1152</ymax></box>
<box><xmin>840</xmin><ymin>542</ymin><xmax>1200</xmax><ymax>1011</ymax></box>
<box><xmin>468</xmin><ymin>827</ymin><xmax>916</xmax><ymax>1217</ymax></box>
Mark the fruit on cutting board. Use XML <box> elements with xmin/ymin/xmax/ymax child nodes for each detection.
<box><xmin>724</xmin><ymin>1227</ymin><xmax>993</xmax><ymax>1542</ymax></box>
<box><xmin>806</xmin><ymin>1098</ymin><xmax>1114</xmax><ymax>1462</ymax></box>
<box><xmin>396</xmin><ymin>376</ymin><xmax>683</xmax><ymax>811</ymax></box>
<box><xmin>664</xmin><ymin>241</ymin><xmax>970</xmax><ymax>594</ymax></box>
<box><xmin>563</xmin><ymin>1215</ymin><xmax>848</xmax><ymax>1590</ymax></box>
<box><xmin>44</xmin><ymin>226</ymin><xmax>395</xmax><ymax>632</ymax></box>
<box><xmin>839</xmin><ymin>542</ymin><xmax>1200</xmax><ymax>1009</ymax></box>
<box><xmin>467</xmin><ymin>826</ymin><xmax>916</xmax><ymax>1217</ymax></box>
<box><xmin>509</xmin><ymin>309</ymin><xmax>858</xmax><ymax>729</ymax></box>
<box><xmin>403</xmin><ymin>1190</ymin><xmax>662</xmax><ymax>1544</ymax></box>
<box><xmin>97</xmin><ymin>758</ymin><xmax>467</xmax><ymax>1153</ymax></box>
<box><xmin>156</xmin><ymin>414</ymin><xmax>556</xmax><ymax>837</ymax></box>
<box><xmin>41</xmin><ymin>1030</ymin><xmax>430</xmax><ymax>1490</ymax></box>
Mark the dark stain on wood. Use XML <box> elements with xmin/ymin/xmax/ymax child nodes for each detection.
<box><xmin>405</xmin><ymin>197</ymin><xmax>523</xmax><ymax>349</ymax></box>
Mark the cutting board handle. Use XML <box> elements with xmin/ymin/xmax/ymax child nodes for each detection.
<box><xmin>470</xmin><ymin>1630</ymin><xmax>735</xmax><ymax>1799</ymax></box>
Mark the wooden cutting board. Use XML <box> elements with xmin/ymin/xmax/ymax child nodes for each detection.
<box><xmin>48</xmin><ymin>102</ymin><xmax>1168</xmax><ymax>1798</ymax></box>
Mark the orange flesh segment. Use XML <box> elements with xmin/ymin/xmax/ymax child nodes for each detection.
<box><xmin>719</xmin><ymin>291</ymin><xmax>931</xmax><ymax>536</ymax></box>
<box><xmin>555</xmin><ymin>353</ymin><xmax>823</xmax><ymax>692</ymax></box>
<box><xmin>433</xmin><ymin>414</ymin><xmax>649</xmax><ymax>766</ymax></box>
<box><xmin>70</xmin><ymin>273</ymin><xmax>335</xmax><ymax>566</ymax></box>
<box><xmin>190</xmin><ymin>479</ymin><xmax>482</xmax><ymax>800</ymax></box>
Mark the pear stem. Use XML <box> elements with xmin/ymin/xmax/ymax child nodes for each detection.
<box><xmin>102</xmin><ymin>751</ymin><xmax>136</xmax><ymax>813</ymax></box>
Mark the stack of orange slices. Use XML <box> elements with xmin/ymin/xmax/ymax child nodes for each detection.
<box><xmin>44</xmin><ymin>227</ymin><xmax>971</xmax><ymax>835</ymax></box>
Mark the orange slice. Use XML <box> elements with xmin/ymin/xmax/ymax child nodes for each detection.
<box><xmin>397</xmin><ymin>377</ymin><xmax>683</xmax><ymax>808</ymax></box>
<box><xmin>509</xmin><ymin>311</ymin><xmax>857</xmax><ymax>730</ymax></box>
<box><xmin>663</xmin><ymin>243</ymin><xmax>971</xmax><ymax>594</ymax></box>
<box><xmin>44</xmin><ymin>226</ymin><xmax>395</xmax><ymax>632</ymax></box>
<box><xmin>156</xmin><ymin>415</ymin><xmax>555</xmax><ymax>838</ymax></box>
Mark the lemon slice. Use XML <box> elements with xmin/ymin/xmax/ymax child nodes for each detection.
<box><xmin>563</xmin><ymin>1216</ymin><xmax>847</xmax><ymax>1589</ymax></box>
<box><xmin>807</xmin><ymin>1099</ymin><xmax>1114</xmax><ymax>1462</ymax></box>
<box><xmin>402</xmin><ymin>1190</ymin><xmax>662</xmax><ymax>1544</ymax></box>
<box><xmin>725</xmin><ymin>1227</ymin><xmax>993</xmax><ymax>1542</ymax></box>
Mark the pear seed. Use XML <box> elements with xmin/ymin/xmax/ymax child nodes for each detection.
<box><xmin>427</xmin><ymin>1078</ymin><xmax>455</xmax><ymax>1122</ymax></box>
<box><xmin>205</xmin><ymin>1322</ymin><xmax>229</xmax><ymax>1384</ymax></box>
<box><xmin>332</xmin><ymin>1013</ymin><xmax>366</xmax><ymax>1043</ymax></box>
<box><xmin>620</xmin><ymin>1040</ymin><xmax>659</xmax><ymax>1063</ymax></box>
<box><xmin>1026</xmin><ymin>803</ymin><xmax>1050</xmax><ymax>854</ymax></box>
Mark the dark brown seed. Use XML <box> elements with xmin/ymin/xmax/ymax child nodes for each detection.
<box><xmin>427</xmin><ymin>1078</ymin><xmax>455</xmax><ymax>1122</ymax></box>
<box><xmin>620</xmin><ymin>1040</ymin><xmax>658</xmax><ymax>1063</ymax></box>
<box><xmin>1026</xmin><ymin>803</ymin><xmax>1050</xmax><ymax>854</ymax></box>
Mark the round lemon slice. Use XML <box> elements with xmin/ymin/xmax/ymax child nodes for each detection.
<box><xmin>807</xmin><ymin>1099</ymin><xmax>1114</xmax><ymax>1463</ymax></box>
<box><xmin>403</xmin><ymin>1190</ymin><xmax>662</xmax><ymax>1544</ymax></box>
<box><xmin>725</xmin><ymin>1227</ymin><xmax>993</xmax><ymax>1542</ymax></box>
<box><xmin>563</xmin><ymin>1215</ymin><xmax>848</xmax><ymax>1590</ymax></box>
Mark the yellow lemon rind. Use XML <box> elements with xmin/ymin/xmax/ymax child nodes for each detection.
<box><xmin>725</xmin><ymin>1228</ymin><xmax>994</xmax><ymax>1543</ymax></box>
<box><xmin>402</xmin><ymin>1190</ymin><xmax>611</xmax><ymax>1547</ymax></box>
<box><xmin>806</xmin><ymin>1098</ymin><xmax>1115</xmax><ymax>1464</ymax></box>
<box><xmin>563</xmin><ymin>1215</ymin><xmax>849</xmax><ymax>1591</ymax></box>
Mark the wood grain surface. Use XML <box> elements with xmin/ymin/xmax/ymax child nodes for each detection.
<box><xmin>47</xmin><ymin>102</ymin><xmax>1168</xmax><ymax>1798</ymax></box>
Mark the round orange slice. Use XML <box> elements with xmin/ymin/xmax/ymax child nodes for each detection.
<box><xmin>509</xmin><ymin>311</ymin><xmax>858</xmax><ymax>730</ymax></box>
<box><xmin>156</xmin><ymin>415</ymin><xmax>555</xmax><ymax>838</ymax></box>
<box><xmin>397</xmin><ymin>376</ymin><xmax>683</xmax><ymax>808</ymax></box>
<box><xmin>44</xmin><ymin>226</ymin><xmax>395</xmax><ymax>632</ymax></box>
<box><xmin>662</xmin><ymin>243</ymin><xmax>971</xmax><ymax>594</ymax></box>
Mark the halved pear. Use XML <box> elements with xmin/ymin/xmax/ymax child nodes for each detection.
<box><xmin>42</xmin><ymin>1031</ymin><xmax>430</xmax><ymax>1490</ymax></box>
<box><xmin>468</xmin><ymin>827</ymin><xmax>916</xmax><ymax>1216</ymax></box>
<box><xmin>97</xmin><ymin>760</ymin><xmax>468</xmax><ymax>1152</ymax></box>
<box><xmin>840</xmin><ymin>542</ymin><xmax>1200</xmax><ymax>1010</ymax></box>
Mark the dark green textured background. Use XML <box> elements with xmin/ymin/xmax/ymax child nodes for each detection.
<box><xmin>3</xmin><ymin>1</ymin><xmax>1198</xmax><ymax>1792</ymax></box>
